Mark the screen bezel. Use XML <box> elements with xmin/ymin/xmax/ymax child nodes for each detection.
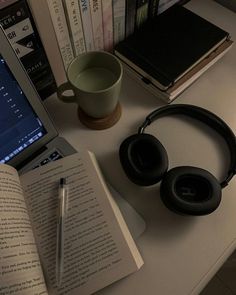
<box><xmin>0</xmin><ymin>26</ymin><xmax>58</xmax><ymax>168</ymax></box>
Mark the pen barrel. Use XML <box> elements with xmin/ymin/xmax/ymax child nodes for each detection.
<box><xmin>58</xmin><ymin>185</ymin><xmax>67</xmax><ymax>217</ymax></box>
<box><xmin>56</xmin><ymin>215</ymin><xmax>64</xmax><ymax>286</ymax></box>
<box><xmin>56</xmin><ymin>180</ymin><xmax>67</xmax><ymax>286</ymax></box>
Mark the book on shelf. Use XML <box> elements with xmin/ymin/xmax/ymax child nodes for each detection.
<box><xmin>0</xmin><ymin>151</ymin><xmax>144</xmax><ymax>295</ymax></box>
<box><xmin>27</xmin><ymin>0</ymin><xmax>67</xmax><ymax>87</ymax></box>
<box><xmin>121</xmin><ymin>39</ymin><xmax>233</xmax><ymax>102</ymax></box>
<box><xmin>79</xmin><ymin>0</ymin><xmax>95</xmax><ymax>52</ymax></box>
<box><xmin>136</xmin><ymin>0</ymin><xmax>149</xmax><ymax>28</ymax></box>
<box><xmin>125</xmin><ymin>0</ymin><xmax>136</xmax><ymax>37</ymax></box>
<box><xmin>89</xmin><ymin>0</ymin><xmax>104</xmax><ymax>51</ymax></box>
<box><xmin>63</xmin><ymin>0</ymin><xmax>86</xmax><ymax>56</ymax></box>
<box><xmin>101</xmin><ymin>0</ymin><xmax>113</xmax><ymax>52</ymax></box>
<box><xmin>0</xmin><ymin>0</ymin><xmax>57</xmax><ymax>99</ymax></box>
<box><xmin>46</xmin><ymin>0</ymin><xmax>74</xmax><ymax>70</ymax></box>
<box><xmin>114</xmin><ymin>4</ymin><xmax>232</xmax><ymax>92</ymax></box>
<box><xmin>112</xmin><ymin>0</ymin><xmax>126</xmax><ymax>46</ymax></box>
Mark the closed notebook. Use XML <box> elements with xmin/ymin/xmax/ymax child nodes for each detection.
<box><xmin>115</xmin><ymin>4</ymin><xmax>230</xmax><ymax>90</ymax></box>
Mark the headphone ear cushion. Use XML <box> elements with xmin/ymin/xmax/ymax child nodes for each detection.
<box><xmin>119</xmin><ymin>133</ymin><xmax>168</xmax><ymax>186</ymax></box>
<box><xmin>160</xmin><ymin>166</ymin><xmax>222</xmax><ymax>215</ymax></box>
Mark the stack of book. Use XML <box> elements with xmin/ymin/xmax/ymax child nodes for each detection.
<box><xmin>114</xmin><ymin>4</ymin><xmax>233</xmax><ymax>103</ymax></box>
<box><xmin>0</xmin><ymin>0</ymin><xmax>188</xmax><ymax>90</ymax></box>
<box><xmin>1</xmin><ymin>0</ymin><xmax>232</xmax><ymax>102</ymax></box>
<box><xmin>23</xmin><ymin>0</ymin><xmax>185</xmax><ymax>86</ymax></box>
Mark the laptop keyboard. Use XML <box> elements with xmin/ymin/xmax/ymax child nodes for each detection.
<box><xmin>33</xmin><ymin>150</ymin><xmax>63</xmax><ymax>169</ymax></box>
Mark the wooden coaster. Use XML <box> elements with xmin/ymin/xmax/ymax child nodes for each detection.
<box><xmin>78</xmin><ymin>103</ymin><xmax>122</xmax><ymax>130</ymax></box>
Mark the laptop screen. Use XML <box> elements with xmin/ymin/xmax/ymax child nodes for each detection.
<box><xmin>0</xmin><ymin>55</ymin><xmax>47</xmax><ymax>164</ymax></box>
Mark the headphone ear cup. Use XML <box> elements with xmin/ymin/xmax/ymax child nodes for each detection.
<box><xmin>119</xmin><ymin>133</ymin><xmax>168</xmax><ymax>186</ymax></box>
<box><xmin>160</xmin><ymin>166</ymin><xmax>222</xmax><ymax>215</ymax></box>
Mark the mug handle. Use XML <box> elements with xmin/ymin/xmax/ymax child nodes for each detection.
<box><xmin>57</xmin><ymin>82</ymin><xmax>77</xmax><ymax>103</ymax></box>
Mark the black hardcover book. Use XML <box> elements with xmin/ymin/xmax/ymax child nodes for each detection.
<box><xmin>115</xmin><ymin>4</ymin><xmax>230</xmax><ymax>90</ymax></box>
<box><xmin>0</xmin><ymin>0</ymin><xmax>56</xmax><ymax>99</ymax></box>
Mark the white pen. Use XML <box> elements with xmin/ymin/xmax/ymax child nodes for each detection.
<box><xmin>56</xmin><ymin>177</ymin><xmax>67</xmax><ymax>287</ymax></box>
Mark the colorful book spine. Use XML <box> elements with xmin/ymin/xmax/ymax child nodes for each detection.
<box><xmin>125</xmin><ymin>0</ymin><xmax>136</xmax><ymax>38</ymax></box>
<box><xmin>0</xmin><ymin>0</ymin><xmax>56</xmax><ymax>99</ymax></box>
<box><xmin>46</xmin><ymin>0</ymin><xmax>74</xmax><ymax>70</ymax></box>
<box><xmin>136</xmin><ymin>0</ymin><xmax>149</xmax><ymax>28</ymax></box>
<box><xmin>78</xmin><ymin>0</ymin><xmax>95</xmax><ymax>52</ymax></box>
<box><xmin>112</xmin><ymin>0</ymin><xmax>126</xmax><ymax>46</ymax></box>
<box><xmin>89</xmin><ymin>0</ymin><xmax>104</xmax><ymax>50</ymax></box>
<box><xmin>63</xmin><ymin>0</ymin><xmax>86</xmax><ymax>56</ymax></box>
<box><xmin>101</xmin><ymin>0</ymin><xmax>113</xmax><ymax>52</ymax></box>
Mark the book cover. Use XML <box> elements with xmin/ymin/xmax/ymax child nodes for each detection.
<box><xmin>121</xmin><ymin>39</ymin><xmax>233</xmax><ymax>102</ymax></box>
<box><xmin>0</xmin><ymin>151</ymin><xmax>144</xmax><ymax>294</ymax></box>
<box><xmin>0</xmin><ymin>0</ymin><xmax>57</xmax><ymax>99</ymax></box>
<box><xmin>115</xmin><ymin>5</ymin><xmax>230</xmax><ymax>90</ymax></box>
<box><xmin>63</xmin><ymin>0</ymin><xmax>86</xmax><ymax>56</ymax></box>
<box><xmin>46</xmin><ymin>0</ymin><xmax>74</xmax><ymax>70</ymax></box>
<box><xmin>112</xmin><ymin>0</ymin><xmax>126</xmax><ymax>46</ymax></box>
<box><xmin>101</xmin><ymin>0</ymin><xmax>113</xmax><ymax>52</ymax></box>
<box><xmin>27</xmin><ymin>0</ymin><xmax>67</xmax><ymax>87</ymax></box>
<box><xmin>125</xmin><ymin>0</ymin><xmax>136</xmax><ymax>37</ymax></box>
<box><xmin>78</xmin><ymin>0</ymin><xmax>95</xmax><ymax>52</ymax></box>
<box><xmin>89</xmin><ymin>0</ymin><xmax>104</xmax><ymax>50</ymax></box>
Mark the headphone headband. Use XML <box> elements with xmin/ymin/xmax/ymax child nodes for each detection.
<box><xmin>138</xmin><ymin>104</ymin><xmax>236</xmax><ymax>187</ymax></box>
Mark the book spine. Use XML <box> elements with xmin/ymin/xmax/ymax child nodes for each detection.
<box><xmin>89</xmin><ymin>0</ymin><xmax>104</xmax><ymax>50</ymax></box>
<box><xmin>63</xmin><ymin>0</ymin><xmax>86</xmax><ymax>56</ymax></box>
<box><xmin>112</xmin><ymin>0</ymin><xmax>126</xmax><ymax>46</ymax></box>
<box><xmin>101</xmin><ymin>0</ymin><xmax>113</xmax><ymax>52</ymax></box>
<box><xmin>148</xmin><ymin>0</ymin><xmax>159</xmax><ymax>18</ymax></box>
<box><xmin>0</xmin><ymin>0</ymin><xmax>57</xmax><ymax>99</ymax></box>
<box><xmin>46</xmin><ymin>0</ymin><xmax>74</xmax><ymax>70</ymax></box>
<box><xmin>27</xmin><ymin>0</ymin><xmax>67</xmax><ymax>87</ymax></box>
<box><xmin>136</xmin><ymin>0</ymin><xmax>149</xmax><ymax>28</ymax></box>
<box><xmin>125</xmin><ymin>0</ymin><xmax>136</xmax><ymax>38</ymax></box>
<box><xmin>78</xmin><ymin>0</ymin><xmax>95</xmax><ymax>52</ymax></box>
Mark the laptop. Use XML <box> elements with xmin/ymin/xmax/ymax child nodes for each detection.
<box><xmin>0</xmin><ymin>25</ymin><xmax>76</xmax><ymax>173</ymax></box>
<box><xmin>0</xmin><ymin>26</ymin><xmax>146</xmax><ymax>238</ymax></box>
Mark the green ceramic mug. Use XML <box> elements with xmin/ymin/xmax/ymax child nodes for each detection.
<box><xmin>57</xmin><ymin>51</ymin><xmax>123</xmax><ymax>119</ymax></box>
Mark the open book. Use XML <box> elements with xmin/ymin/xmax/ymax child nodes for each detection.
<box><xmin>0</xmin><ymin>151</ymin><xmax>143</xmax><ymax>295</ymax></box>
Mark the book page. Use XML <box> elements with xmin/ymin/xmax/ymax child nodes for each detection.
<box><xmin>20</xmin><ymin>151</ymin><xmax>143</xmax><ymax>295</ymax></box>
<box><xmin>0</xmin><ymin>164</ymin><xmax>48</xmax><ymax>295</ymax></box>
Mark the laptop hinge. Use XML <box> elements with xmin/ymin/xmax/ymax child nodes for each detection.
<box><xmin>16</xmin><ymin>146</ymin><xmax>47</xmax><ymax>171</ymax></box>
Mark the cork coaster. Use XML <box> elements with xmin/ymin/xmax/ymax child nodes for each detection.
<box><xmin>78</xmin><ymin>103</ymin><xmax>122</xmax><ymax>130</ymax></box>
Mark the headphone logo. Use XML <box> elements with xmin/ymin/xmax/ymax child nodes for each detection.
<box><xmin>179</xmin><ymin>186</ymin><xmax>196</xmax><ymax>197</ymax></box>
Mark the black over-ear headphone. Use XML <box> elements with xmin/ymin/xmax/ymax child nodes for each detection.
<box><xmin>119</xmin><ymin>104</ymin><xmax>236</xmax><ymax>216</ymax></box>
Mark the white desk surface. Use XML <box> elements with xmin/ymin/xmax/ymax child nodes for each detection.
<box><xmin>44</xmin><ymin>1</ymin><xmax>236</xmax><ymax>294</ymax></box>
